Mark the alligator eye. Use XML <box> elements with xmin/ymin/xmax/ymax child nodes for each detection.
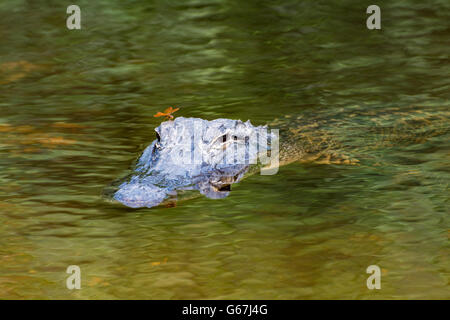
<box><xmin>233</xmin><ymin>135</ymin><xmax>237</xmax><ymax>141</ymax></box>
<box><xmin>156</xmin><ymin>132</ymin><xmax>161</xmax><ymax>142</ymax></box>
<box><xmin>222</xmin><ymin>134</ymin><xmax>227</xmax><ymax>143</ymax></box>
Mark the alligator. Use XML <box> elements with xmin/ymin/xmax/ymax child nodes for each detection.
<box><xmin>105</xmin><ymin>104</ymin><xmax>449</xmax><ymax>208</ymax></box>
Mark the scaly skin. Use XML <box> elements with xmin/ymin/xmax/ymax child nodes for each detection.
<box><xmin>272</xmin><ymin>104</ymin><xmax>449</xmax><ymax>167</ymax></box>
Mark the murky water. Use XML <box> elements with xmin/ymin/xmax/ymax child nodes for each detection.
<box><xmin>0</xmin><ymin>0</ymin><xmax>448</xmax><ymax>299</ymax></box>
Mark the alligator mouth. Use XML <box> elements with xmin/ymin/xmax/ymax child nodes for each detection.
<box><xmin>107</xmin><ymin>117</ymin><xmax>270</xmax><ymax>208</ymax></box>
<box><xmin>215</xmin><ymin>184</ymin><xmax>231</xmax><ymax>192</ymax></box>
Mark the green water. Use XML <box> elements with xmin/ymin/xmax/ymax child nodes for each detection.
<box><xmin>0</xmin><ymin>0</ymin><xmax>449</xmax><ymax>299</ymax></box>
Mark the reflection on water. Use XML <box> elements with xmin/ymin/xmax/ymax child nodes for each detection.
<box><xmin>0</xmin><ymin>0</ymin><xmax>448</xmax><ymax>299</ymax></box>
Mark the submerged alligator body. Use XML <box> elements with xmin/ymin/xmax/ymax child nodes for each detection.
<box><xmin>106</xmin><ymin>104</ymin><xmax>449</xmax><ymax>208</ymax></box>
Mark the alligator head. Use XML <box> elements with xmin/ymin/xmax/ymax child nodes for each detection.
<box><xmin>111</xmin><ymin>117</ymin><xmax>274</xmax><ymax>208</ymax></box>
